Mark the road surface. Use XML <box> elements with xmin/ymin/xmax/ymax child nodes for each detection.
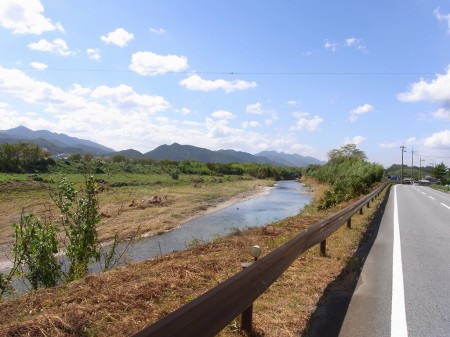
<box><xmin>339</xmin><ymin>184</ymin><xmax>450</xmax><ymax>337</ymax></box>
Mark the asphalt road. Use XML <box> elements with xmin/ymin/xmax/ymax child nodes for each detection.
<box><xmin>339</xmin><ymin>184</ymin><xmax>450</xmax><ymax>337</ymax></box>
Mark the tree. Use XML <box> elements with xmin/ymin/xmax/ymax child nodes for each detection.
<box><xmin>51</xmin><ymin>176</ymin><xmax>102</xmax><ymax>280</ymax></box>
<box><xmin>433</xmin><ymin>162</ymin><xmax>449</xmax><ymax>184</ymax></box>
<box><xmin>68</xmin><ymin>153</ymin><xmax>82</xmax><ymax>162</ymax></box>
<box><xmin>0</xmin><ymin>142</ymin><xmax>52</xmax><ymax>173</ymax></box>
<box><xmin>327</xmin><ymin>144</ymin><xmax>367</xmax><ymax>163</ymax></box>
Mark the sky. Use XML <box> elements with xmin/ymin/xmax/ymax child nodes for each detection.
<box><xmin>1</xmin><ymin>0</ymin><xmax>450</xmax><ymax>167</ymax></box>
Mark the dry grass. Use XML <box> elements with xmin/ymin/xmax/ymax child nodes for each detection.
<box><xmin>0</xmin><ymin>176</ymin><xmax>271</xmax><ymax>247</ymax></box>
<box><xmin>0</xmin><ymin>180</ymin><xmax>388</xmax><ymax>337</ymax></box>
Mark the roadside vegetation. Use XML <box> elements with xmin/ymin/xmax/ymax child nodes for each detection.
<box><xmin>302</xmin><ymin>144</ymin><xmax>384</xmax><ymax>210</ymax></box>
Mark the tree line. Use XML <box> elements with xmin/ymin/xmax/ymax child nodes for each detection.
<box><xmin>0</xmin><ymin>143</ymin><xmax>56</xmax><ymax>173</ymax></box>
<box><xmin>0</xmin><ymin>142</ymin><xmax>302</xmax><ymax>180</ymax></box>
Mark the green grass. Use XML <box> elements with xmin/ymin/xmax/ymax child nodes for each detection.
<box><xmin>432</xmin><ymin>184</ymin><xmax>450</xmax><ymax>192</ymax></box>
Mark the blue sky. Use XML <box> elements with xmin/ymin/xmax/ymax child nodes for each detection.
<box><xmin>1</xmin><ymin>0</ymin><xmax>450</xmax><ymax>167</ymax></box>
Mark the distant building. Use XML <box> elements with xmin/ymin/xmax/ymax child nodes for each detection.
<box><xmin>418</xmin><ymin>179</ymin><xmax>431</xmax><ymax>186</ymax></box>
<box><xmin>402</xmin><ymin>177</ymin><xmax>413</xmax><ymax>184</ymax></box>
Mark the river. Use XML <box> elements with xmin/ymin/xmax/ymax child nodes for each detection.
<box><xmin>110</xmin><ymin>180</ymin><xmax>312</xmax><ymax>265</ymax></box>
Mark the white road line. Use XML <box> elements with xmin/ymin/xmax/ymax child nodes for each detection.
<box><xmin>441</xmin><ymin>203</ymin><xmax>450</xmax><ymax>210</ymax></box>
<box><xmin>421</xmin><ymin>192</ymin><xmax>426</xmax><ymax>195</ymax></box>
<box><xmin>428</xmin><ymin>196</ymin><xmax>435</xmax><ymax>200</ymax></box>
<box><xmin>391</xmin><ymin>186</ymin><xmax>408</xmax><ymax>337</ymax></box>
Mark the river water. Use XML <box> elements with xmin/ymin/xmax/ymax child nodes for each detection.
<box><xmin>113</xmin><ymin>180</ymin><xmax>312</xmax><ymax>265</ymax></box>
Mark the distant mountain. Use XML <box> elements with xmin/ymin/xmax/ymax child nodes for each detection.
<box><xmin>144</xmin><ymin>143</ymin><xmax>319</xmax><ymax>167</ymax></box>
<box><xmin>0</xmin><ymin>126</ymin><xmax>115</xmax><ymax>155</ymax></box>
<box><xmin>0</xmin><ymin>126</ymin><xmax>323</xmax><ymax>167</ymax></box>
<box><xmin>113</xmin><ymin>149</ymin><xmax>144</xmax><ymax>158</ymax></box>
<box><xmin>255</xmin><ymin>150</ymin><xmax>324</xmax><ymax>167</ymax></box>
<box><xmin>216</xmin><ymin>149</ymin><xmax>274</xmax><ymax>164</ymax></box>
<box><xmin>143</xmin><ymin>143</ymin><xmax>266</xmax><ymax>164</ymax></box>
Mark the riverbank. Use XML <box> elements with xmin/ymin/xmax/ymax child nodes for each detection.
<box><xmin>140</xmin><ymin>183</ymin><xmax>273</xmax><ymax>238</ymax></box>
<box><xmin>0</xmin><ymin>180</ymin><xmax>388</xmax><ymax>336</ymax></box>
<box><xmin>0</xmin><ymin>175</ymin><xmax>273</xmax><ymax>261</ymax></box>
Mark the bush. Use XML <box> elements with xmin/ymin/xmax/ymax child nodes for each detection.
<box><xmin>13</xmin><ymin>214</ymin><xmax>61</xmax><ymax>290</ymax></box>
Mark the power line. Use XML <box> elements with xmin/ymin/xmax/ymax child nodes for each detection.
<box><xmin>1</xmin><ymin>66</ymin><xmax>438</xmax><ymax>76</ymax></box>
<box><xmin>416</xmin><ymin>154</ymin><xmax>450</xmax><ymax>159</ymax></box>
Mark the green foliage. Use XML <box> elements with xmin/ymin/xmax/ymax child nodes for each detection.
<box><xmin>305</xmin><ymin>144</ymin><xmax>383</xmax><ymax>210</ymax></box>
<box><xmin>0</xmin><ymin>272</ymin><xmax>13</xmax><ymax>296</ymax></box>
<box><xmin>51</xmin><ymin>176</ymin><xmax>102</xmax><ymax>280</ymax></box>
<box><xmin>433</xmin><ymin>162</ymin><xmax>449</xmax><ymax>184</ymax></box>
<box><xmin>0</xmin><ymin>142</ymin><xmax>54</xmax><ymax>173</ymax></box>
<box><xmin>327</xmin><ymin>144</ymin><xmax>367</xmax><ymax>163</ymax></box>
<box><xmin>13</xmin><ymin>213</ymin><xmax>61</xmax><ymax>290</ymax></box>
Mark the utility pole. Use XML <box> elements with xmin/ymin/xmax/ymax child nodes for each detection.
<box><xmin>400</xmin><ymin>146</ymin><xmax>406</xmax><ymax>183</ymax></box>
<box><xmin>420</xmin><ymin>157</ymin><xmax>425</xmax><ymax>180</ymax></box>
<box><xmin>411</xmin><ymin>148</ymin><xmax>416</xmax><ymax>181</ymax></box>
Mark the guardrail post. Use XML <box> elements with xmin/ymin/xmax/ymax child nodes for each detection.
<box><xmin>240</xmin><ymin>245</ymin><xmax>262</xmax><ymax>334</ymax></box>
<box><xmin>320</xmin><ymin>240</ymin><xmax>326</xmax><ymax>256</ymax></box>
<box><xmin>240</xmin><ymin>262</ymin><xmax>254</xmax><ymax>333</ymax></box>
<box><xmin>359</xmin><ymin>207</ymin><xmax>363</xmax><ymax>215</ymax></box>
<box><xmin>347</xmin><ymin>217</ymin><xmax>352</xmax><ymax>228</ymax></box>
<box><xmin>366</xmin><ymin>201</ymin><xmax>370</xmax><ymax>208</ymax></box>
<box><xmin>240</xmin><ymin>303</ymin><xmax>254</xmax><ymax>333</ymax></box>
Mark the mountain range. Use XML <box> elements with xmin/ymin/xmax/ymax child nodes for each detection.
<box><xmin>0</xmin><ymin>126</ymin><xmax>324</xmax><ymax>167</ymax></box>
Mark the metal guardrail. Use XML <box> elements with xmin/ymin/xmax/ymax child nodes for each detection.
<box><xmin>132</xmin><ymin>183</ymin><xmax>388</xmax><ymax>337</ymax></box>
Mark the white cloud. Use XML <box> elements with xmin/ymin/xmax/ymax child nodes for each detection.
<box><xmin>130</xmin><ymin>51</ymin><xmax>188</xmax><ymax>76</ymax></box>
<box><xmin>397</xmin><ymin>66</ymin><xmax>450</xmax><ymax>102</ymax></box>
<box><xmin>28</xmin><ymin>38</ymin><xmax>72</xmax><ymax>56</ymax></box>
<box><xmin>176</xmin><ymin>107</ymin><xmax>191</xmax><ymax>115</ymax></box>
<box><xmin>434</xmin><ymin>7</ymin><xmax>450</xmax><ymax>33</ymax></box>
<box><xmin>211</xmin><ymin>110</ymin><xmax>235</xmax><ymax>120</ymax></box>
<box><xmin>150</xmin><ymin>27</ymin><xmax>166</xmax><ymax>35</ymax></box>
<box><xmin>345</xmin><ymin>38</ymin><xmax>358</xmax><ymax>46</ymax></box>
<box><xmin>246</xmin><ymin>102</ymin><xmax>264</xmax><ymax>114</ymax></box>
<box><xmin>0</xmin><ymin>67</ymin><xmax>286</xmax><ymax>153</ymax></box>
<box><xmin>100</xmin><ymin>28</ymin><xmax>134</xmax><ymax>47</ymax></box>
<box><xmin>344</xmin><ymin>135</ymin><xmax>367</xmax><ymax>145</ymax></box>
<box><xmin>423</xmin><ymin>130</ymin><xmax>450</xmax><ymax>148</ymax></box>
<box><xmin>349</xmin><ymin>103</ymin><xmax>374</xmax><ymax>122</ymax></box>
<box><xmin>87</xmin><ymin>48</ymin><xmax>100</xmax><ymax>61</ymax></box>
<box><xmin>268</xmin><ymin>113</ymin><xmax>279</xmax><ymax>125</ymax></box>
<box><xmin>344</xmin><ymin>37</ymin><xmax>367</xmax><ymax>52</ymax></box>
<box><xmin>0</xmin><ymin>0</ymin><xmax>64</xmax><ymax>35</ymax></box>
<box><xmin>0</xmin><ymin>67</ymin><xmax>170</xmax><ymax>132</ymax></box>
<box><xmin>180</xmin><ymin>74</ymin><xmax>257</xmax><ymax>93</ymax></box>
<box><xmin>30</xmin><ymin>61</ymin><xmax>47</xmax><ymax>70</ymax></box>
<box><xmin>290</xmin><ymin>112</ymin><xmax>323</xmax><ymax>131</ymax></box>
<box><xmin>205</xmin><ymin>117</ymin><xmax>240</xmax><ymax>138</ymax></box>
<box><xmin>380</xmin><ymin>137</ymin><xmax>418</xmax><ymax>148</ymax></box>
<box><xmin>242</xmin><ymin>121</ymin><xmax>260</xmax><ymax>128</ymax></box>
<box><xmin>90</xmin><ymin>84</ymin><xmax>170</xmax><ymax>113</ymax></box>
<box><xmin>324</xmin><ymin>39</ymin><xmax>338</xmax><ymax>52</ymax></box>
<box><xmin>432</xmin><ymin>108</ymin><xmax>450</xmax><ymax>121</ymax></box>
<box><xmin>287</xmin><ymin>100</ymin><xmax>298</xmax><ymax>107</ymax></box>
